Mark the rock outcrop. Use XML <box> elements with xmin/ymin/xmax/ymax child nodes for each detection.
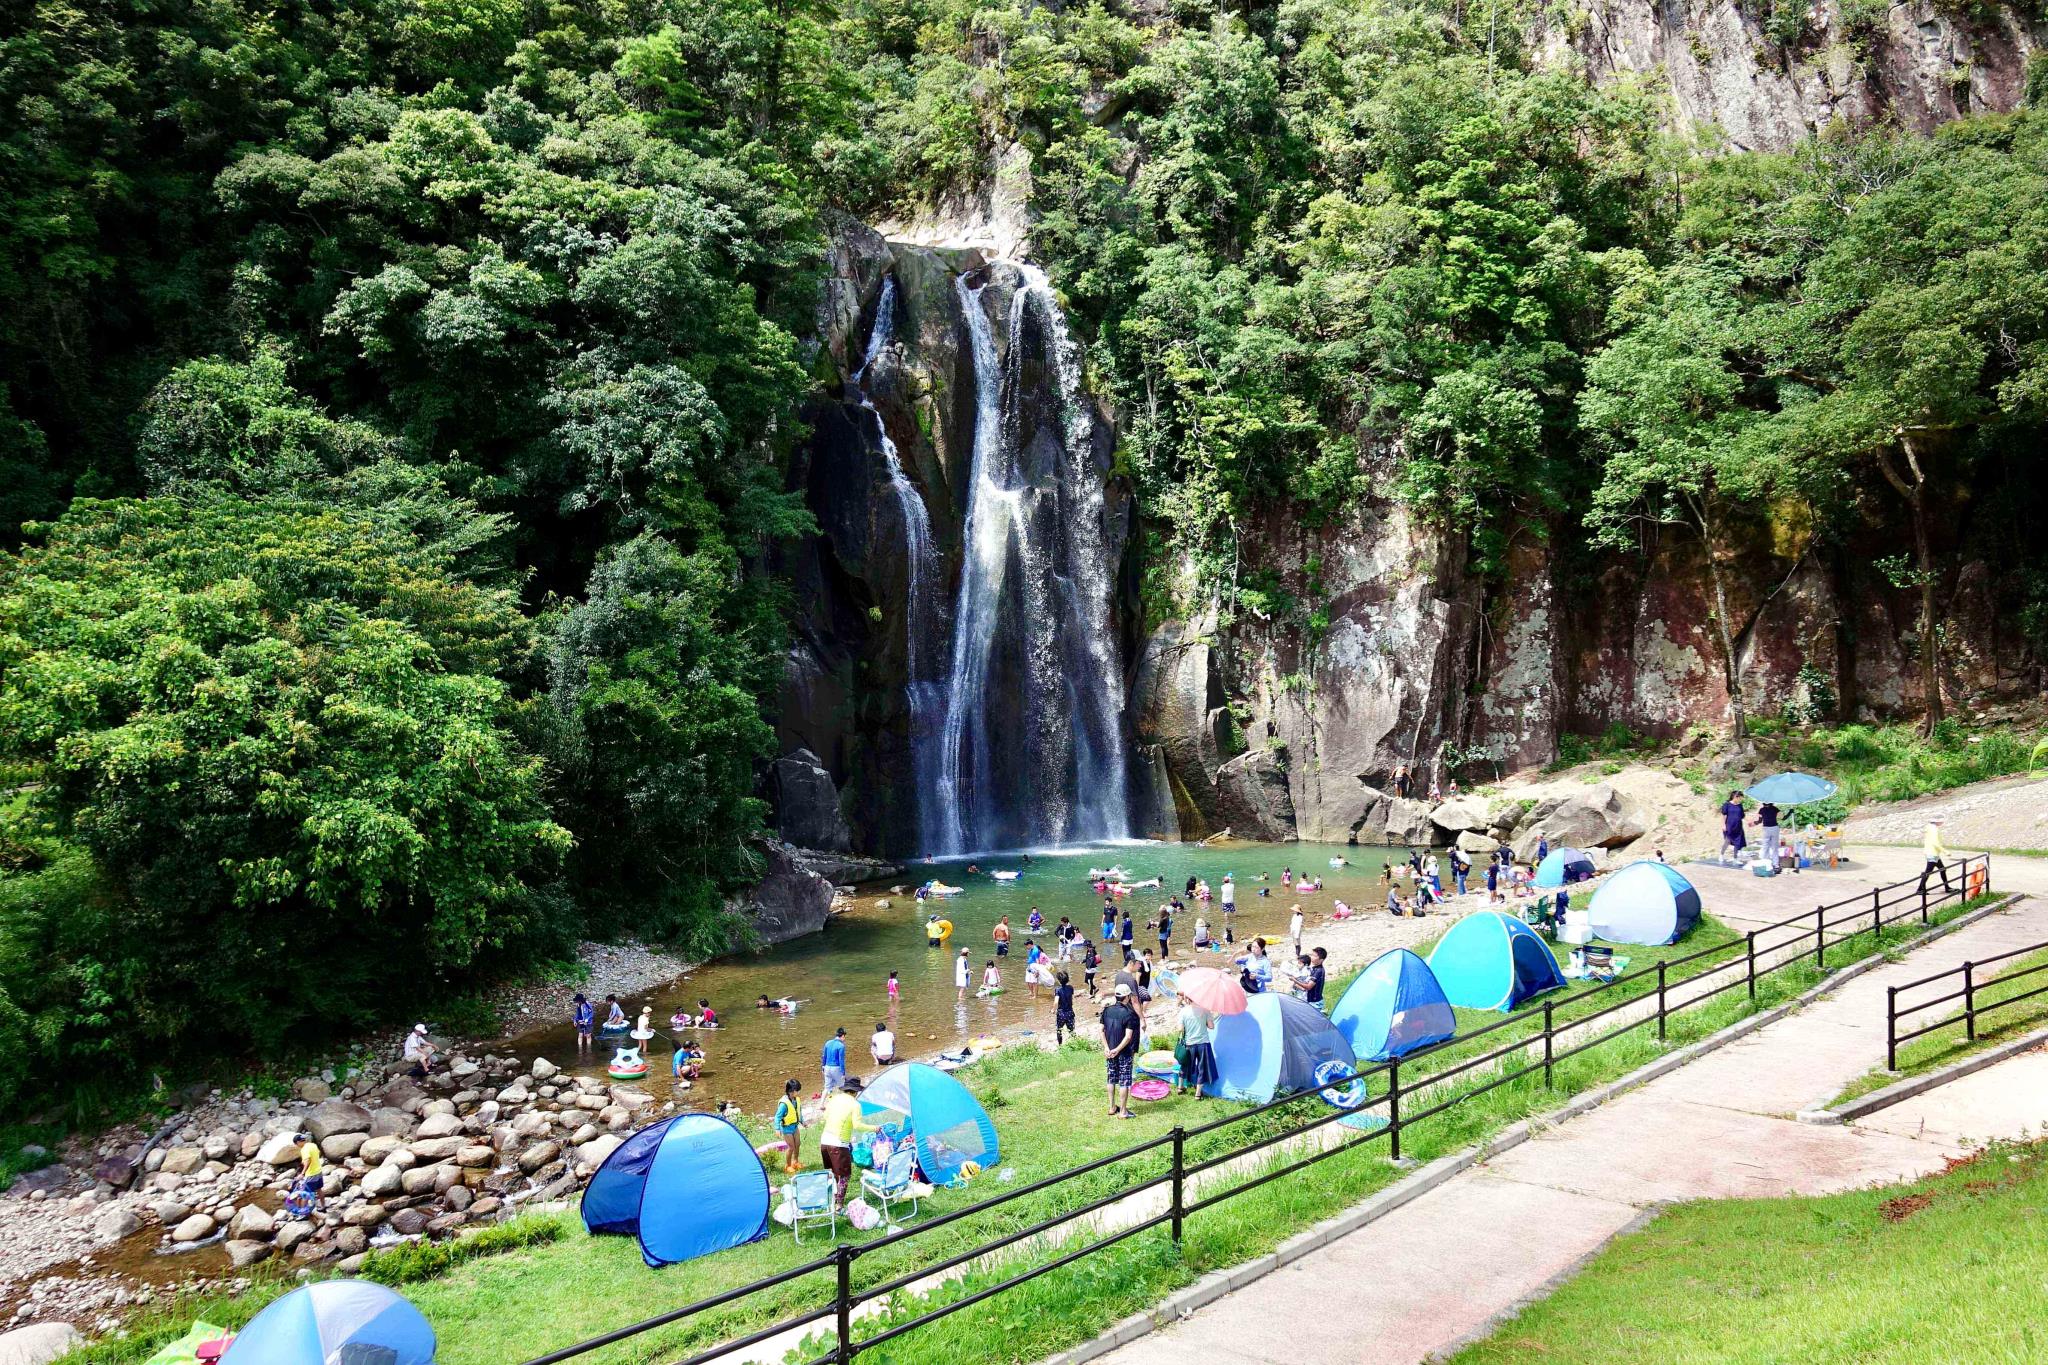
<box><xmin>735</xmin><ymin>841</ymin><xmax>836</xmax><ymax>946</ymax></box>
<box><xmin>769</xmin><ymin>749</ymin><xmax>852</xmax><ymax>852</ymax></box>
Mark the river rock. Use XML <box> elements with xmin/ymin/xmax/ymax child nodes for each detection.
<box><xmin>275</xmin><ymin>1219</ymin><xmax>316</xmax><ymax>1253</ymax></box>
<box><xmin>421</xmin><ymin>1098</ymin><xmax>457</xmax><ymax>1117</ymax></box>
<box><xmin>569</xmin><ymin>1123</ymin><xmax>599</xmax><ymax>1146</ymax></box>
<box><xmin>227</xmin><ymin>1204</ymin><xmax>275</xmax><ymax>1240</ymax></box>
<box><xmin>399</xmin><ymin>1164</ymin><xmax>449</xmax><ymax>1196</ymax></box>
<box><xmin>361</xmin><ymin>1164</ymin><xmax>405</xmax><ymax>1198</ymax></box>
<box><xmin>304</xmin><ymin>1101</ymin><xmax>373</xmax><ymax>1144</ymax></box>
<box><xmin>0</xmin><ymin>1322</ymin><xmax>81</xmax><ymax>1365</ymax></box>
<box><xmin>335</xmin><ymin>1226</ymin><xmax>369</xmax><ymax>1256</ymax></box>
<box><xmin>159</xmin><ymin>1146</ymin><xmax>204</xmax><ymax>1176</ymax></box>
<box><xmin>387</xmin><ymin>1208</ymin><xmax>430</xmax><ymax>1237</ymax></box>
<box><xmin>517</xmin><ymin>1141</ymin><xmax>561</xmax><ymax>1174</ymax></box>
<box><xmin>367</xmin><ymin>1108</ymin><xmax>413</xmax><ymax>1139</ymax></box>
<box><xmin>610</xmin><ymin>1088</ymin><xmax>655</xmax><ymax>1111</ymax></box>
<box><xmin>735</xmin><ymin>840</ymin><xmax>835</xmax><ymax>947</ymax></box>
<box><xmin>94</xmin><ymin>1205</ymin><xmax>141</xmax><ymax>1242</ymax></box>
<box><xmin>415</xmin><ymin>1113</ymin><xmax>463</xmax><ymax>1140</ymax></box>
<box><xmin>576</xmin><ymin>1134</ymin><xmax>624</xmax><ymax>1172</ymax></box>
<box><xmin>445</xmin><ymin>1184</ymin><xmax>474</xmax><ymax>1212</ymax></box>
<box><xmin>321</xmin><ymin>1132</ymin><xmax>368</xmax><ymax>1161</ymax></box>
<box><xmin>1383</xmin><ymin>797</ymin><xmax>1435</xmax><ymax>846</ymax></box>
<box><xmin>294</xmin><ymin>1077</ymin><xmax>332</xmax><ymax>1103</ymax></box>
<box><xmin>1429</xmin><ymin>794</ymin><xmax>1491</xmax><ymax>834</ymax></box>
<box><xmin>150</xmin><ymin>1199</ymin><xmax>192</xmax><ymax>1225</ymax></box>
<box><xmin>456</xmin><ymin>1144</ymin><xmax>495</xmax><ymax>1168</ymax></box>
<box><xmin>471</xmin><ymin>1196</ymin><xmax>503</xmax><ymax>1218</ymax></box>
<box><xmin>93</xmin><ymin>1155</ymin><xmax>137</xmax><ymax>1189</ymax></box>
<box><xmin>770</xmin><ymin>748</ymin><xmax>852</xmax><ymax>851</ymax></box>
<box><xmin>1513</xmin><ymin>783</ymin><xmax>1647</xmax><ymax>860</ymax></box>
<box><xmin>224</xmin><ymin>1238</ymin><xmax>273</xmax><ymax>1269</ymax></box>
<box><xmin>257</xmin><ymin>1132</ymin><xmax>302</xmax><ymax>1166</ymax></box>
<box><xmin>512</xmin><ymin>1112</ymin><xmax>551</xmax><ymax>1139</ymax></box>
<box><xmin>530</xmin><ymin>1056</ymin><xmax>558</xmax><ymax>1081</ymax></box>
<box><xmin>359</xmin><ymin>1136</ymin><xmax>403</xmax><ymax>1164</ymax></box>
<box><xmin>410</xmin><ymin>1137</ymin><xmax>464</xmax><ymax>1160</ymax></box>
<box><xmin>170</xmin><ymin>1213</ymin><xmax>215</xmax><ymax>1242</ymax></box>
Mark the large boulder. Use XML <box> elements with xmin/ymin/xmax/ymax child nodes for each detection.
<box><xmin>226</xmin><ymin>1205</ymin><xmax>275</xmax><ymax>1240</ymax></box>
<box><xmin>1512</xmin><ymin>784</ymin><xmax>1647</xmax><ymax>861</ymax></box>
<box><xmin>303</xmin><ymin>1101</ymin><xmax>373</xmax><ymax>1145</ymax></box>
<box><xmin>0</xmin><ymin>1323</ymin><xmax>81</xmax><ymax>1365</ymax></box>
<box><xmin>225</xmin><ymin>1239</ymin><xmax>273</xmax><ymax>1269</ymax></box>
<box><xmin>1212</xmin><ymin>746</ymin><xmax>1297</xmax><ymax>842</ymax></box>
<box><xmin>158</xmin><ymin>1147</ymin><xmax>204</xmax><ymax>1176</ymax></box>
<box><xmin>1428</xmin><ymin>795</ymin><xmax>1491</xmax><ymax>835</ymax></box>
<box><xmin>734</xmin><ymin>841</ymin><xmax>834</xmax><ymax>947</ymax></box>
<box><xmin>1382</xmin><ymin>798</ymin><xmax>1435</xmax><ymax>847</ymax></box>
<box><xmin>770</xmin><ymin>749</ymin><xmax>852</xmax><ymax>852</ymax></box>
<box><xmin>361</xmin><ymin>1163</ymin><xmax>405</xmax><ymax>1198</ymax></box>
<box><xmin>575</xmin><ymin>1133</ymin><xmax>625</xmax><ymax>1172</ymax></box>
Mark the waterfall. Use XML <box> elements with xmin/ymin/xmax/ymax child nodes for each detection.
<box><xmin>850</xmin><ymin>277</ymin><xmax>948</xmax><ymax>856</ymax></box>
<box><xmin>931</xmin><ymin>263</ymin><xmax>1131</xmax><ymax>854</ymax></box>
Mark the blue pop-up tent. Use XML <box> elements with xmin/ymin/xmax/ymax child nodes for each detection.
<box><xmin>221</xmin><ymin>1281</ymin><xmax>435</xmax><ymax>1364</ymax></box>
<box><xmin>1427</xmin><ymin>911</ymin><xmax>1567</xmax><ymax>1012</ymax></box>
<box><xmin>1534</xmin><ymin>847</ymin><xmax>1597</xmax><ymax>888</ymax></box>
<box><xmin>582</xmin><ymin>1112</ymin><xmax>770</xmax><ymax>1266</ymax></box>
<box><xmin>1329</xmin><ymin>949</ymin><xmax>1457</xmax><ymax>1061</ymax></box>
<box><xmin>861</xmin><ymin>1061</ymin><xmax>999</xmax><ymax>1186</ymax></box>
<box><xmin>1209</xmin><ymin>994</ymin><xmax>1356</xmax><ymax>1102</ymax></box>
<box><xmin>1589</xmin><ymin>860</ymin><xmax>1702</xmax><ymax>945</ymax></box>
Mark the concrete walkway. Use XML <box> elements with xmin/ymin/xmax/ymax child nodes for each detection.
<box><xmin>1088</xmin><ymin>891</ymin><xmax>2048</xmax><ymax>1365</ymax></box>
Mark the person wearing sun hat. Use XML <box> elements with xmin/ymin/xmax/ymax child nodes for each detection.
<box><xmin>402</xmin><ymin>1022</ymin><xmax>437</xmax><ymax>1078</ymax></box>
<box><xmin>955</xmin><ymin>945</ymin><xmax>971</xmax><ymax>1001</ymax></box>
<box><xmin>1919</xmin><ymin>815</ymin><xmax>1953</xmax><ymax>894</ymax></box>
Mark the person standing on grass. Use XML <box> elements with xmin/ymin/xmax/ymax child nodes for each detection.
<box><xmin>1919</xmin><ymin>816</ymin><xmax>1953</xmax><ymax>894</ymax></box>
<box><xmin>819</xmin><ymin>1078</ymin><xmax>875</xmax><ymax>1206</ymax></box>
<box><xmin>1305</xmin><ymin>947</ymin><xmax>1327</xmax><ymax>1008</ymax></box>
<box><xmin>1101</xmin><ymin>984</ymin><xmax>1140</xmax><ymax>1118</ymax></box>
<box><xmin>821</xmin><ymin>1027</ymin><xmax>847</xmax><ymax>1094</ymax></box>
<box><xmin>775</xmin><ymin>1080</ymin><xmax>805</xmax><ymax>1174</ymax></box>
<box><xmin>1176</xmin><ymin>995</ymin><xmax>1215</xmax><ymax>1097</ymax></box>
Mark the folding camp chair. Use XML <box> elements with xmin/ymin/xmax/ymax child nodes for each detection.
<box><xmin>789</xmin><ymin>1172</ymin><xmax>838</xmax><ymax>1242</ymax></box>
<box><xmin>859</xmin><ymin>1146</ymin><xmax>921</xmax><ymax>1222</ymax></box>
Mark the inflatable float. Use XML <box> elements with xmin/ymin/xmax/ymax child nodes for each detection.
<box><xmin>971</xmin><ymin>1035</ymin><xmax>1004</xmax><ymax>1052</ymax></box>
<box><xmin>925</xmin><ymin>881</ymin><xmax>965</xmax><ymax>897</ymax></box>
<box><xmin>990</xmin><ymin>870</ymin><xmax>1021</xmax><ymax>881</ymax></box>
<box><xmin>1088</xmin><ymin>867</ymin><xmax>1128</xmax><ymax>879</ymax></box>
<box><xmin>1130</xmin><ymin>1078</ymin><xmax>1172</xmax><ymax>1102</ymax></box>
<box><xmin>925</xmin><ymin>917</ymin><xmax>953</xmax><ymax>945</ymax></box>
<box><xmin>607</xmin><ymin>1045</ymin><xmax>649</xmax><ymax>1080</ymax></box>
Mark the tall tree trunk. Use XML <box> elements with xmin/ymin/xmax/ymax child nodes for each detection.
<box><xmin>1877</xmin><ymin>437</ymin><xmax>1943</xmax><ymax>734</ymax></box>
<box><xmin>1695</xmin><ymin>497</ymin><xmax>1749</xmax><ymax>740</ymax></box>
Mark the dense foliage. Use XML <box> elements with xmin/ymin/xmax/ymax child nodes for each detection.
<box><xmin>2</xmin><ymin>0</ymin><xmax>2045</xmax><ymax>1112</ymax></box>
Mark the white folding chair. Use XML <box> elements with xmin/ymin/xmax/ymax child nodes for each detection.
<box><xmin>790</xmin><ymin>1171</ymin><xmax>838</xmax><ymax>1242</ymax></box>
<box><xmin>859</xmin><ymin>1146</ymin><xmax>920</xmax><ymax>1221</ymax></box>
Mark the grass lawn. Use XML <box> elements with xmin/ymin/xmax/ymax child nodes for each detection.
<box><xmin>73</xmin><ymin>898</ymin><xmax>1992</xmax><ymax>1365</ymax></box>
<box><xmin>1832</xmin><ymin>939</ymin><xmax>2048</xmax><ymax>1106</ymax></box>
<box><xmin>1771</xmin><ymin>721</ymin><xmax>2042</xmax><ymax>821</ymax></box>
<box><xmin>1447</xmin><ymin>1138</ymin><xmax>2048</xmax><ymax>1364</ymax></box>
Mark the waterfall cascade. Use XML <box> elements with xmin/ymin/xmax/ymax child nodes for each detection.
<box><xmin>927</xmin><ymin>263</ymin><xmax>1132</xmax><ymax>854</ymax></box>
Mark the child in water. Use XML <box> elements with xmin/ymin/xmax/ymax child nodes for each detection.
<box><xmin>887</xmin><ymin>970</ymin><xmax>899</xmax><ymax>1004</ymax></box>
<box><xmin>604</xmin><ymin>995</ymin><xmax>628</xmax><ymax>1029</ymax></box>
<box><xmin>979</xmin><ymin>960</ymin><xmax>1002</xmax><ymax>996</ymax></box>
<box><xmin>673</xmin><ymin>1040</ymin><xmax>705</xmax><ymax>1081</ymax></box>
<box><xmin>697</xmin><ymin>998</ymin><xmax>719</xmax><ymax>1027</ymax></box>
<box><xmin>670</xmin><ymin>1006</ymin><xmax>694</xmax><ymax>1030</ymax></box>
<box><xmin>1028</xmin><ymin>907</ymin><xmax>1044</xmax><ymax>933</ymax></box>
<box><xmin>573</xmin><ymin>993</ymin><xmax>594</xmax><ymax>1051</ymax></box>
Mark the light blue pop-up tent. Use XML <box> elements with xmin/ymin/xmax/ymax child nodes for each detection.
<box><xmin>221</xmin><ymin>1281</ymin><xmax>435</xmax><ymax>1364</ymax></box>
<box><xmin>860</xmin><ymin>1061</ymin><xmax>999</xmax><ymax>1186</ymax></box>
<box><xmin>1428</xmin><ymin>911</ymin><xmax>1567</xmax><ymax>1012</ymax></box>
<box><xmin>1534</xmin><ymin>847</ymin><xmax>1597</xmax><ymax>888</ymax></box>
<box><xmin>1329</xmin><ymin>948</ymin><xmax>1457</xmax><ymax>1061</ymax></box>
<box><xmin>583</xmin><ymin>1112</ymin><xmax>770</xmax><ymax>1266</ymax></box>
<box><xmin>1589</xmin><ymin>860</ymin><xmax>1702</xmax><ymax>945</ymax></box>
<box><xmin>1209</xmin><ymin>994</ymin><xmax>1356</xmax><ymax>1102</ymax></box>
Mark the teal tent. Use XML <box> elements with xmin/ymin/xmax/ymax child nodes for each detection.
<box><xmin>1328</xmin><ymin>949</ymin><xmax>1456</xmax><ymax>1060</ymax></box>
<box><xmin>1427</xmin><ymin>911</ymin><xmax>1566</xmax><ymax>1012</ymax></box>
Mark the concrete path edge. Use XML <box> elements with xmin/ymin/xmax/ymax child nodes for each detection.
<box><xmin>1039</xmin><ymin>892</ymin><xmax>2025</xmax><ymax>1365</ymax></box>
<box><xmin>1799</xmin><ymin>1019</ymin><xmax>2048</xmax><ymax>1124</ymax></box>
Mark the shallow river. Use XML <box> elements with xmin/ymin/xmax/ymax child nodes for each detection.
<box><xmin>508</xmin><ymin>841</ymin><xmax>1405</xmax><ymax>1114</ymax></box>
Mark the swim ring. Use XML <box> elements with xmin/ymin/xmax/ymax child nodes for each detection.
<box><xmin>927</xmin><ymin>882</ymin><xmax>965</xmax><ymax>896</ymax></box>
<box><xmin>1313</xmin><ymin>1060</ymin><xmax>1367</xmax><ymax>1110</ymax></box>
<box><xmin>608</xmin><ymin>1047</ymin><xmax>649</xmax><ymax>1080</ymax></box>
<box><xmin>1136</xmin><ymin>1049</ymin><xmax>1179</xmax><ymax>1077</ymax></box>
<box><xmin>926</xmin><ymin>918</ymin><xmax>953</xmax><ymax>944</ymax></box>
<box><xmin>991</xmin><ymin>870</ymin><xmax>1021</xmax><ymax>881</ymax></box>
<box><xmin>1130</xmin><ymin>1078</ymin><xmax>1172</xmax><ymax>1102</ymax></box>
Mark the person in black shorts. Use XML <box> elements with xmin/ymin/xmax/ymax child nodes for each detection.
<box><xmin>1100</xmin><ymin>983</ymin><xmax>1139</xmax><ymax>1118</ymax></box>
<box><xmin>1054</xmin><ymin>970</ymin><xmax>1077</xmax><ymax>1045</ymax></box>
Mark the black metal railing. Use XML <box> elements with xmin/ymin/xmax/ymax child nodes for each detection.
<box><xmin>519</xmin><ymin>852</ymin><xmax>1994</xmax><ymax>1365</ymax></box>
<box><xmin>1887</xmin><ymin>936</ymin><xmax>2048</xmax><ymax>1070</ymax></box>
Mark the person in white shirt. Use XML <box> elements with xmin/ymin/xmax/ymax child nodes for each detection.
<box><xmin>871</xmin><ymin>1021</ymin><xmax>896</xmax><ymax>1066</ymax></box>
<box><xmin>1220</xmin><ymin>874</ymin><xmax>1237</xmax><ymax>943</ymax></box>
<box><xmin>955</xmin><ymin>947</ymin><xmax>971</xmax><ymax>1000</ymax></box>
<box><xmin>1288</xmin><ymin>905</ymin><xmax>1305</xmax><ymax>954</ymax></box>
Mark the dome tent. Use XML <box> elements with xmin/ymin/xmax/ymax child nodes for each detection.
<box><xmin>860</xmin><ymin>1061</ymin><xmax>999</xmax><ymax>1186</ymax></box>
<box><xmin>1533</xmin><ymin>847</ymin><xmax>1597</xmax><ymax>888</ymax></box>
<box><xmin>1590</xmin><ymin>860</ymin><xmax>1702</xmax><ymax>945</ymax></box>
<box><xmin>1427</xmin><ymin>912</ymin><xmax>1567</xmax><ymax>1012</ymax></box>
<box><xmin>1208</xmin><ymin>994</ymin><xmax>1356</xmax><ymax>1103</ymax></box>
<box><xmin>1329</xmin><ymin>949</ymin><xmax>1456</xmax><ymax>1061</ymax></box>
<box><xmin>220</xmin><ymin>1281</ymin><xmax>434</xmax><ymax>1365</ymax></box>
<box><xmin>582</xmin><ymin>1112</ymin><xmax>770</xmax><ymax>1266</ymax></box>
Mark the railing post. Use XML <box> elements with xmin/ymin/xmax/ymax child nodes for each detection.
<box><xmin>1965</xmin><ymin>962</ymin><xmax>1977</xmax><ymax>1042</ymax></box>
<box><xmin>1814</xmin><ymin>906</ymin><xmax>1826</xmax><ymax>971</ymax></box>
<box><xmin>1387</xmin><ymin>1058</ymin><xmax>1402</xmax><ymax>1162</ymax></box>
<box><xmin>1169</xmin><ymin>1126</ymin><xmax>1186</xmax><ymax>1244</ymax></box>
<box><xmin>1886</xmin><ymin>985</ymin><xmax>1899</xmax><ymax>1072</ymax></box>
<box><xmin>1542</xmin><ymin>1001</ymin><xmax>1554</xmax><ymax>1087</ymax></box>
<box><xmin>835</xmin><ymin>1244</ymin><xmax>855</xmax><ymax>1365</ymax></box>
<box><xmin>1917</xmin><ymin>880</ymin><xmax>1927</xmax><ymax>925</ymax></box>
<box><xmin>1746</xmin><ymin>931</ymin><xmax>1757</xmax><ymax>1002</ymax></box>
<box><xmin>1656</xmin><ymin>962</ymin><xmax>1668</xmax><ymax>1041</ymax></box>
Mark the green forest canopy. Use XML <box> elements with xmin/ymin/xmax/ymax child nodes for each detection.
<box><xmin>1</xmin><ymin>0</ymin><xmax>2044</xmax><ymax>1112</ymax></box>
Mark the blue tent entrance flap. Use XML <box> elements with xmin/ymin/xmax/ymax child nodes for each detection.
<box><xmin>1208</xmin><ymin>994</ymin><xmax>1356</xmax><ymax>1103</ymax></box>
<box><xmin>1329</xmin><ymin>948</ymin><xmax>1456</xmax><ymax>1061</ymax></box>
<box><xmin>1589</xmin><ymin>860</ymin><xmax>1703</xmax><ymax>946</ymax></box>
<box><xmin>582</xmin><ymin>1112</ymin><xmax>770</xmax><ymax>1266</ymax></box>
<box><xmin>861</xmin><ymin>1061</ymin><xmax>999</xmax><ymax>1186</ymax></box>
<box><xmin>1534</xmin><ymin>847</ymin><xmax>1597</xmax><ymax>888</ymax></box>
<box><xmin>221</xmin><ymin>1281</ymin><xmax>435</xmax><ymax>1365</ymax></box>
<box><xmin>1427</xmin><ymin>912</ymin><xmax>1568</xmax><ymax>1012</ymax></box>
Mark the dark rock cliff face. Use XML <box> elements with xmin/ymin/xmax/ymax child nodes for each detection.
<box><xmin>1534</xmin><ymin>0</ymin><xmax>2041</xmax><ymax>151</ymax></box>
<box><xmin>772</xmin><ymin>228</ymin><xmax>2040</xmax><ymax>859</ymax></box>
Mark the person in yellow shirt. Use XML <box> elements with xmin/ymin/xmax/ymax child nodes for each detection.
<box><xmin>1918</xmin><ymin>816</ymin><xmax>1952</xmax><ymax>894</ymax></box>
<box><xmin>817</xmin><ymin>1078</ymin><xmax>876</xmax><ymax>1205</ymax></box>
